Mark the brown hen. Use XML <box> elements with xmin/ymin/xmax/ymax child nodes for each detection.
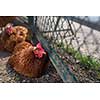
<box><xmin>8</xmin><ymin>41</ymin><xmax>50</xmax><ymax>77</ymax></box>
<box><xmin>0</xmin><ymin>24</ymin><xmax>29</xmax><ymax>52</ymax></box>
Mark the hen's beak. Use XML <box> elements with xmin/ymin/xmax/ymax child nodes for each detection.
<box><xmin>33</xmin><ymin>47</ymin><xmax>37</xmax><ymax>51</ymax></box>
<box><xmin>43</xmin><ymin>51</ymin><xmax>46</xmax><ymax>55</ymax></box>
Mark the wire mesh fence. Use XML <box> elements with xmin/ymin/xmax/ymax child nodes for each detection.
<box><xmin>31</xmin><ymin>16</ymin><xmax>100</xmax><ymax>82</ymax></box>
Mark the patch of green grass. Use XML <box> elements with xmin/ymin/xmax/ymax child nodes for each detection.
<box><xmin>75</xmin><ymin>52</ymin><xmax>100</xmax><ymax>70</ymax></box>
<box><xmin>67</xmin><ymin>46</ymin><xmax>100</xmax><ymax>70</ymax></box>
<box><xmin>56</xmin><ymin>42</ymin><xmax>100</xmax><ymax>71</ymax></box>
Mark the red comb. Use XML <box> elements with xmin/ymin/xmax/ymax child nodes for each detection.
<box><xmin>33</xmin><ymin>43</ymin><xmax>46</xmax><ymax>58</ymax></box>
<box><xmin>5</xmin><ymin>24</ymin><xmax>13</xmax><ymax>35</ymax></box>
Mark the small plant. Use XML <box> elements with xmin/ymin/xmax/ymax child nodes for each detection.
<box><xmin>56</xmin><ymin>42</ymin><xmax>100</xmax><ymax>71</ymax></box>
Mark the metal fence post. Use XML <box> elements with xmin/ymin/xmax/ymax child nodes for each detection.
<box><xmin>28</xmin><ymin>16</ymin><xmax>34</xmax><ymax>25</ymax></box>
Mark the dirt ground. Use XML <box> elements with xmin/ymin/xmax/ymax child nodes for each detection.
<box><xmin>0</xmin><ymin>51</ymin><xmax>15</xmax><ymax>83</ymax></box>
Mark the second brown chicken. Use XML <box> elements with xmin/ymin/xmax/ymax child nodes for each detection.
<box><xmin>0</xmin><ymin>24</ymin><xmax>29</xmax><ymax>52</ymax></box>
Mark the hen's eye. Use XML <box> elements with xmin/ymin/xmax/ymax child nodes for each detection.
<box><xmin>12</xmin><ymin>32</ymin><xmax>16</xmax><ymax>35</ymax></box>
<box><xmin>19</xmin><ymin>33</ymin><xmax>23</xmax><ymax>36</ymax></box>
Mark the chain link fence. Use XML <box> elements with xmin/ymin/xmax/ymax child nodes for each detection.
<box><xmin>31</xmin><ymin>16</ymin><xmax>100</xmax><ymax>82</ymax></box>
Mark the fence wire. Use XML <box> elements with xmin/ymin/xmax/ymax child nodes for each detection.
<box><xmin>32</xmin><ymin>16</ymin><xmax>100</xmax><ymax>82</ymax></box>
